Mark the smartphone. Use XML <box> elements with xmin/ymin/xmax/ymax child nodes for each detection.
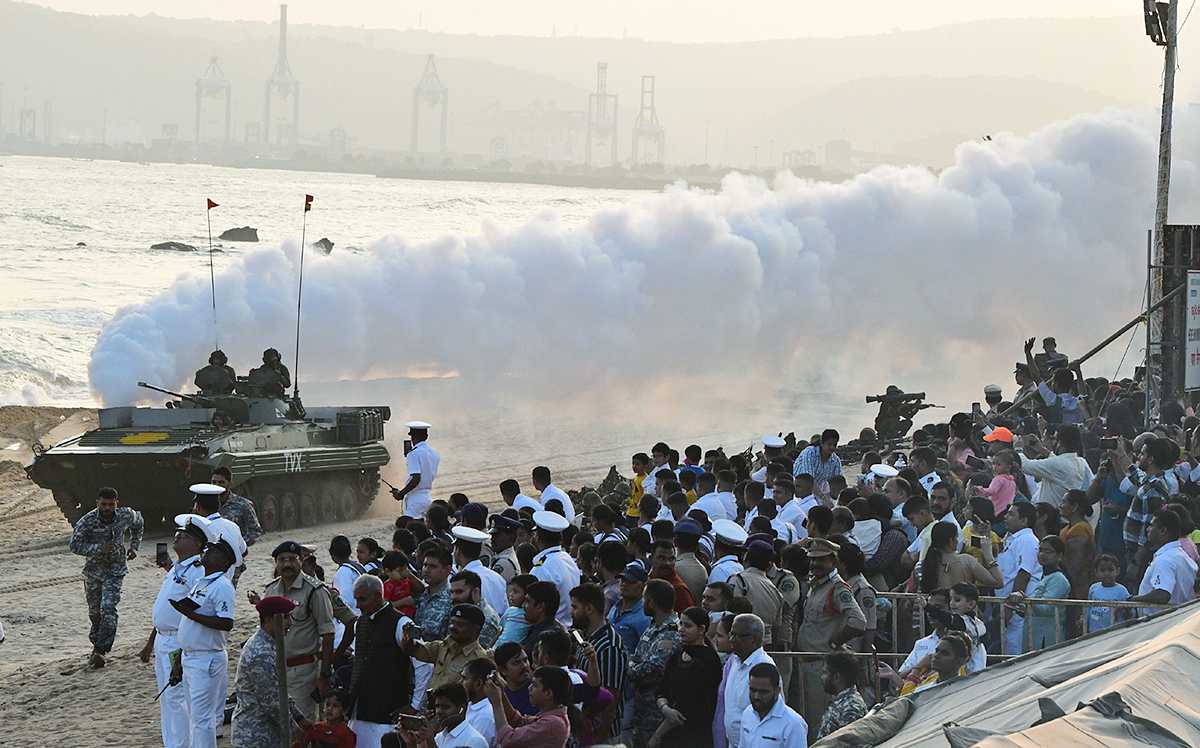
<box><xmin>572</xmin><ymin>629</ymin><xmax>585</xmax><ymax>646</ymax></box>
<box><xmin>1100</xmin><ymin>437</ymin><xmax>1118</xmax><ymax>450</ymax></box>
<box><xmin>403</xmin><ymin>439</ymin><xmax>413</xmax><ymax>456</ymax></box>
<box><xmin>972</xmin><ymin>402</ymin><xmax>982</xmax><ymax>417</ymax></box>
<box><xmin>398</xmin><ymin>714</ymin><xmax>425</xmax><ymax>731</ymax></box>
<box><xmin>176</xmin><ymin>597</ymin><xmax>200</xmax><ymax>611</ymax></box>
<box><xmin>971</xmin><ymin>535</ymin><xmax>982</xmax><ymax>548</ymax></box>
<box><xmin>156</xmin><ymin>542</ymin><xmax>169</xmax><ymax>566</ymax></box>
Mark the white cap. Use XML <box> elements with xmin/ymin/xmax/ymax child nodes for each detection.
<box><xmin>190</xmin><ymin>483</ymin><xmax>226</xmax><ymax>495</ymax></box>
<box><xmin>712</xmin><ymin>519</ymin><xmax>748</xmax><ymax>547</ymax></box>
<box><xmin>174</xmin><ymin>513</ymin><xmax>214</xmax><ymax>542</ymax></box>
<box><xmin>406</xmin><ymin>421</ymin><xmax>432</xmax><ymax>430</ymax></box>
<box><xmin>533</xmin><ymin>510</ymin><xmax>570</xmax><ymax>533</ymax></box>
<box><xmin>452</xmin><ymin>526</ymin><xmax>489</xmax><ymax>545</ymax></box>
<box><xmin>870</xmin><ymin>464</ymin><xmax>899</xmax><ymax>479</ymax></box>
<box><xmin>762</xmin><ymin>435</ymin><xmax>786</xmax><ymax>449</ymax></box>
<box><xmin>211</xmin><ymin>531</ymin><xmax>243</xmax><ymax>567</ymax></box>
<box><xmin>207</xmin><ymin>516</ymin><xmax>246</xmax><ymax>562</ymax></box>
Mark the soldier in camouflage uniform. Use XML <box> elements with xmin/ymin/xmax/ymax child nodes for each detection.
<box><xmin>625</xmin><ymin>579</ymin><xmax>681</xmax><ymax>748</ymax></box>
<box><xmin>211</xmin><ymin>467</ymin><xmax>261</xmax><ymax>587</ymax></box>
<box><xmin>69</xmin><ymin>486</ymin><xmax>144</xmax><ymax>668</ymax></box>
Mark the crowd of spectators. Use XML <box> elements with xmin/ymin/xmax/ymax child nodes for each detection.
<box><xmin>225</xmin><ymin>336</ymin><xmax>1200</xmax><ymax>748</ymax></box>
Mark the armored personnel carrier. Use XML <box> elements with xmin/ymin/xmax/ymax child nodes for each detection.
<box><xmin>25</xmin><ymin>382</ymin><xmax>391</xmax><ymax>531</ymax></box>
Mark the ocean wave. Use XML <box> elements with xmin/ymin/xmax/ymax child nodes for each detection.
<box><xmin>22</xmin><ymin>213</ymin><xmax>91</xmax><ymax>230</ymax></box>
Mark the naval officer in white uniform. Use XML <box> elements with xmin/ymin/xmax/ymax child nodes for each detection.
<box><xmin>141</xmin><ymin>514</ymin><xmax>210</xmax><ymax>748</ymax></box>
<box><xmin>708</xmin><ymin>519</ymin><xmax>748</xmax><ymax>584</ymax></box>
<box><xmin>529</xmin><ymin>511</ymin><xmax>582</xmax><ymax>625</ymax></box>
<box><xmin>392</xmin><ymin>421</ymin><xmax>440</xmax><ymax>518</ymax></box>
<box><xmin>453</xmin><ymin>526</ymin><xmax>509</xmax><ymax>616</ymax></box>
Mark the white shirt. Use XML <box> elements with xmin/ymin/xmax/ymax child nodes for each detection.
<box><xmin>333</xmin><ymin>562</ymin><xmax>363</xmax><ymax>651</ymax></box>
<box><xmin>152</xmin><ymin>555</ymin><xmax>205</xmax><ymax>635</ymax></box>
<box><xmin>901</xmin><ymin>632</ymin><xmax>940</xmax><ymax>672</ymax></box>
<box><xmin>530</xmin><ymin>546</ymin><xmax>582</xmax><ymax>625</ymax></box>
<box><xmin>436</xmin><ymin>717</ymin><xmax>489</xmax><ymax>748</ymax></box>
<box><xmin>750</xmin><ymin>464</ymin><xmax>768</xmax><ymax>483</ymax></box>
<box><xmin>998</xmin><ymin>527</ymin><xmax>1042</xmax><ymax>597</ymax></box>
<box><xmin>776</xmin><ymin>498</ymin><xmax>802</xmax><ymax>528</ymax></box>
<box><xmin>740</xmin><ymin>697</ymin><xmax>808</xmax><ymax>748</ymax></box>
<box><xmin>742</xmin><ymin>507</ymin><xmax>758</xmax><ymax>532</ymax></box>
<box><xmin>511</xmin><ymin>494</ymin><xmax>542</xmax><ymax>513</ymax></box>
<box><xmin>539</xmin><ymin>483</ymin><xmax>577</xmax><ymax>524</ymax></box>
<box><xmin>177</xmin><ymin>570</ymin><xmax>235</xmax><ymax>652</ymax></box>
<box><xmin>406</xmin><ymin>441</ymin><xmax>440</xmax><ymax>495</ymax></box>
<box><xmin>770</xmin><ymin>518</ymin><xmax>798</xmax><ymax>544</ymax></box>
<box><xmin>919</xmin><ymin>471</ymin><xmax>940</xmax><ymax>496</ymax></box>
<box><xmin>466</xmin><ymin>699</ymin><xmax>498</xmax><ymax>747</ymax></box>
<box><xmin>1139</xmin><ymin>540</ymin><xmax>1198</xmax><ymax>611</ymax></box>
<box><xmin>708</xmin><ymin>555</ymin><xmax>745</xmax><ymax>585</ymax></box>
<box><xmin>853</xmin><ymin>520</ymin><xmax>882</xmax><ymax>557</ymax></box>
<box><xmin>690</xmin><ymin>492</ymin><xmax>729</xmax><ymax>522</ymax></box>
<box><xmin>723</xmin><ymin>647</ymin><xmax>776</xmax><ymax>747</ymax></box>
<box><xmin>1020</xmin><ymin>452</ymin><xmax>1088</xmax><ymax>508</ymax></box>
<box><xmin>712</xmin><ymin>491</ymin><xmax>738</xmax><ymax>520</ymax></box>
<box><xmin>466</xmin><ymin>559</ymin><xmax>509</xmax><ymax>616</ymax></box>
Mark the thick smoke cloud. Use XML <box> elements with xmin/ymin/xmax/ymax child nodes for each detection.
<box><xmin>89</xmin><ymin>110</ymin><xmax>1193</xmax><ymax>413</ymax></box>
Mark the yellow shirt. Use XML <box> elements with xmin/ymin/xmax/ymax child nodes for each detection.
<box><xmin>962</xmin><ymin>523</ymin><xmax>1001</xmax><ymax>565</ymax></box>
<box><xmin>630</xmin><ymin>474</ymin><xmax>646</xmax><ymax>517</ymax></box>
<box><xmin>900</xmin><ymin>666</ymin><xmax>965</xmax><ymax>695</ymax></box>
<box><xmin>686</xmin><ymin>489</ymin><xmax>698</xmax><ymax>506</ymax></box>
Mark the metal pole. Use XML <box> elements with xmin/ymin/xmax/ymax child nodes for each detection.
<box><xmin>293</xmin><ymin>197</ymin><xmax>309</xmax><ymax>401</ymax></box>
<box><xmin>997</xmin><ymin>282</ymin><xmax>1185</xmax><ymax>419</ymax></box>
<box><xmin>1150</xmin><ymin>0</ymin><xmax>1178</xmax><ymax>418</ymax></box>
<box><xmin>274</xmin><ymin>613</ymin><xmax>290</xmax><ymax>748</ymax></box>
<box><xmin>207</xmin><ymin>205</ymin><xmax>218</xmax><ymax>351</ymax></box>
<box><xmin>1147</xmin><ymin>229</ymin><xmax>1155</xmax><ymax>428</ymax></box>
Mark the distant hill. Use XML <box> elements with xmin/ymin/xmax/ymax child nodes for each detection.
<box><xmin>770</xmin><ymin>75</ymin><xmax>1128</xmax><ymax>167</ymax></box>
<box><xmin>0</xmin><ymin>2</ymin><xmax>1164</xmax><ymax>163</ymax></box>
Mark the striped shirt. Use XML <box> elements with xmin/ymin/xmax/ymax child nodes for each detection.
<box><xmin>793</xmin><ymin>445</ymin><xmax>842</xmax><ymax>491</ymax></box>
<box><xmin>585</xmin><ymin>622</ymin><xmax>629</xmax><ymax>734</ymax></box>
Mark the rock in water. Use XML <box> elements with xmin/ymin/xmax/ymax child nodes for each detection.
<box><xmin>150</xmin><ymin>241</ymin><xmax>197</xmax><ymax>252</ymax></box>
<box><xmin>314</xmin><ymin>237</ymin><xmax>334</xmax><ymax>253</ymax></box>
<box><xmin>219</xmin><ymin>226</ymin><xmax>258</xmax><ymax>242</ymax></box>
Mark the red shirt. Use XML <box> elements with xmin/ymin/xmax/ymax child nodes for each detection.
<box><xmin>657</xmin><ymin>570</ymin><xmax>695</xmax><ymax>613</ymax></box>
<box><xmin>383</xmin><ymin>578</ymin><xmax>416</xmax><ymax>617</ymax></box>
<box><xmin>294</xmin><ymin>721</ymin><xmax>356</xmax><ymax>748</ymax></box>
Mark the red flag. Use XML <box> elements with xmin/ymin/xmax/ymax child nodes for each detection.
<box><xmin>207</xmin><ymin>199</ymin><xmax>218</xmax><ymax>210</ymax></box>
<box><xmin>304</xmin><ymin>194</ymin><xmax>313</xmax><ymax>212</ymax></box>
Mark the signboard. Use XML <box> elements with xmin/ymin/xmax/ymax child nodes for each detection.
<box><xmin>1187</xmin><ymin>271</ymin><xmax>1200</xmax><ymax>390</ymax></box>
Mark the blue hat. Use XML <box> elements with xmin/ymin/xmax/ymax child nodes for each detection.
<box><xmin>745</xmin><ymin>540</ymin><xmax>774</xmax><ymax>569</ymax></box>
<box><xmin>673</xmin><ymin>518</ymin><xmax>703</xmax><ymax>537</ymax></box>
<box><xmin>619</xmin><ymin>562</ymin><xmax>649</xmax><ymax>583</ymax></box>
<box><xmin>747</xmin><ymin>532</ymin><xmax>775</xmax><ymax>546</ymax></box>
<box><xmin>1014</xmin><ymin>362</ymin><xmax>1031</xmax><ymax>374</ymax></box>
<box><xmin>272</xmin><ymin>540</ymin><xmax>303</xmax><ymax>558</ymax></box>
<box><xmin>490</xmin><ymin>515</ymin><xmax>522</xmax><ymax>534</ymax></box>
<box><xmin>460</xmin><ymin>502</ymin><xmax>489</xmax><ymax>528</ymax></box>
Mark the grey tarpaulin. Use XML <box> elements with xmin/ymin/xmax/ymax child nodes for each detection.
<box><xmin>813</xmin><ymin>599</ymin><xmax>1200</xmax><ymax>747</ymax></box>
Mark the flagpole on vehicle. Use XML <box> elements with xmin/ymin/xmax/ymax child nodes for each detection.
<box><xmin>206</xmin><ymin>198</ymin><xmax>219</xmax><ymax>350</ymax></box>
<box><xmin>293</xmin><ymin>194</ymin><xmax>313</xmax><ymax>403</ymax></box>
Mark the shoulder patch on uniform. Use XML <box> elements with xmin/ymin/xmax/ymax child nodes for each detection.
<box><xmin>657</xmin><ymin>639</ymin><xmax>677</xmax><ymax>650</ymax></box>
<box><xmin>838</xmin><ymin>589</ymin><xmax>854</xmax><ymax>605</ymax></box>
<box><xmin>862</xmin><ymin>597</ymin><xmax>875</xmax><ymax>608</ymax></box>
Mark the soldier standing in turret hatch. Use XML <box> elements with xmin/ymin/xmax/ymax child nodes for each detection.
<box><xmin>194</xmin><ymin>350</ymin><xmax>237</xmax><ymax>395</ymax></box>
<box><xmin>247</xmin><ymin>348</ymin><xmax>291</xmax><ymax>399</ymax></box>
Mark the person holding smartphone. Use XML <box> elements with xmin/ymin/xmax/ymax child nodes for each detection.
<box><xmin>141</xmin><ymin>514</ymin><xmax>210</xmax><ymax>748</ymax></box>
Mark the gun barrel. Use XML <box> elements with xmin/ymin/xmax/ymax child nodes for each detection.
<box><xmin>137</xmin><ymin>381</ymin><xmax>204</xmax><ymax>403</ymax></box>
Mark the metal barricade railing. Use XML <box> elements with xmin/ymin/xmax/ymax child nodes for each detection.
<box><xmin>766</xmin><ymin>592</ymin><xmax>1176</xmax><ymax>709</ymax></box>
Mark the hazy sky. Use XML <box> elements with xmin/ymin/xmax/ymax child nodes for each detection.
<box><xmin>26</xmin><ymin>0</ymin><xmax>1139</xmax><ymax>42</ymax></box>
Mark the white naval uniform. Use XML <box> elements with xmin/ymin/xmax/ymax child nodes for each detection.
<box><xmin>511</xmin><ymin>494</ymin><xmax>542</xmax><ymax>513</ymax></box>
<box><xmin>178</xmin><ymin>570</ymin><xmax>236</xmax><ymax>748</ymax></box>
<box><xmin>708</xmin><ymin>555</ymin><xmax>745</xmax><ymax>585</ymax></box>
<box><xmin>465</xmin><ymin>559</ymin><xmax>508</xmax><ymax>617</ymax></box>
<box><xmin>151</xmin><ymin>554</ymin><xmax>205</xmax><ymax>748</ymax></box>
<box><xmin>530</xmin><ymin>546</ymin><xmax>581</xmax><ymax>625</ymax></box>
<box><xmin>404</xmin><ymin>440</ymin><xmax>441</xmax><ymax>518</ymax></box>
<box><xmin>539</xmin><ymin>483</ymin><xmax>577</xmax><ymax>525</ymax></box>
<box><xmin>689</xmin><ymin>492</ymin><xmax>729</xmax><ymax>522</ymax></box>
